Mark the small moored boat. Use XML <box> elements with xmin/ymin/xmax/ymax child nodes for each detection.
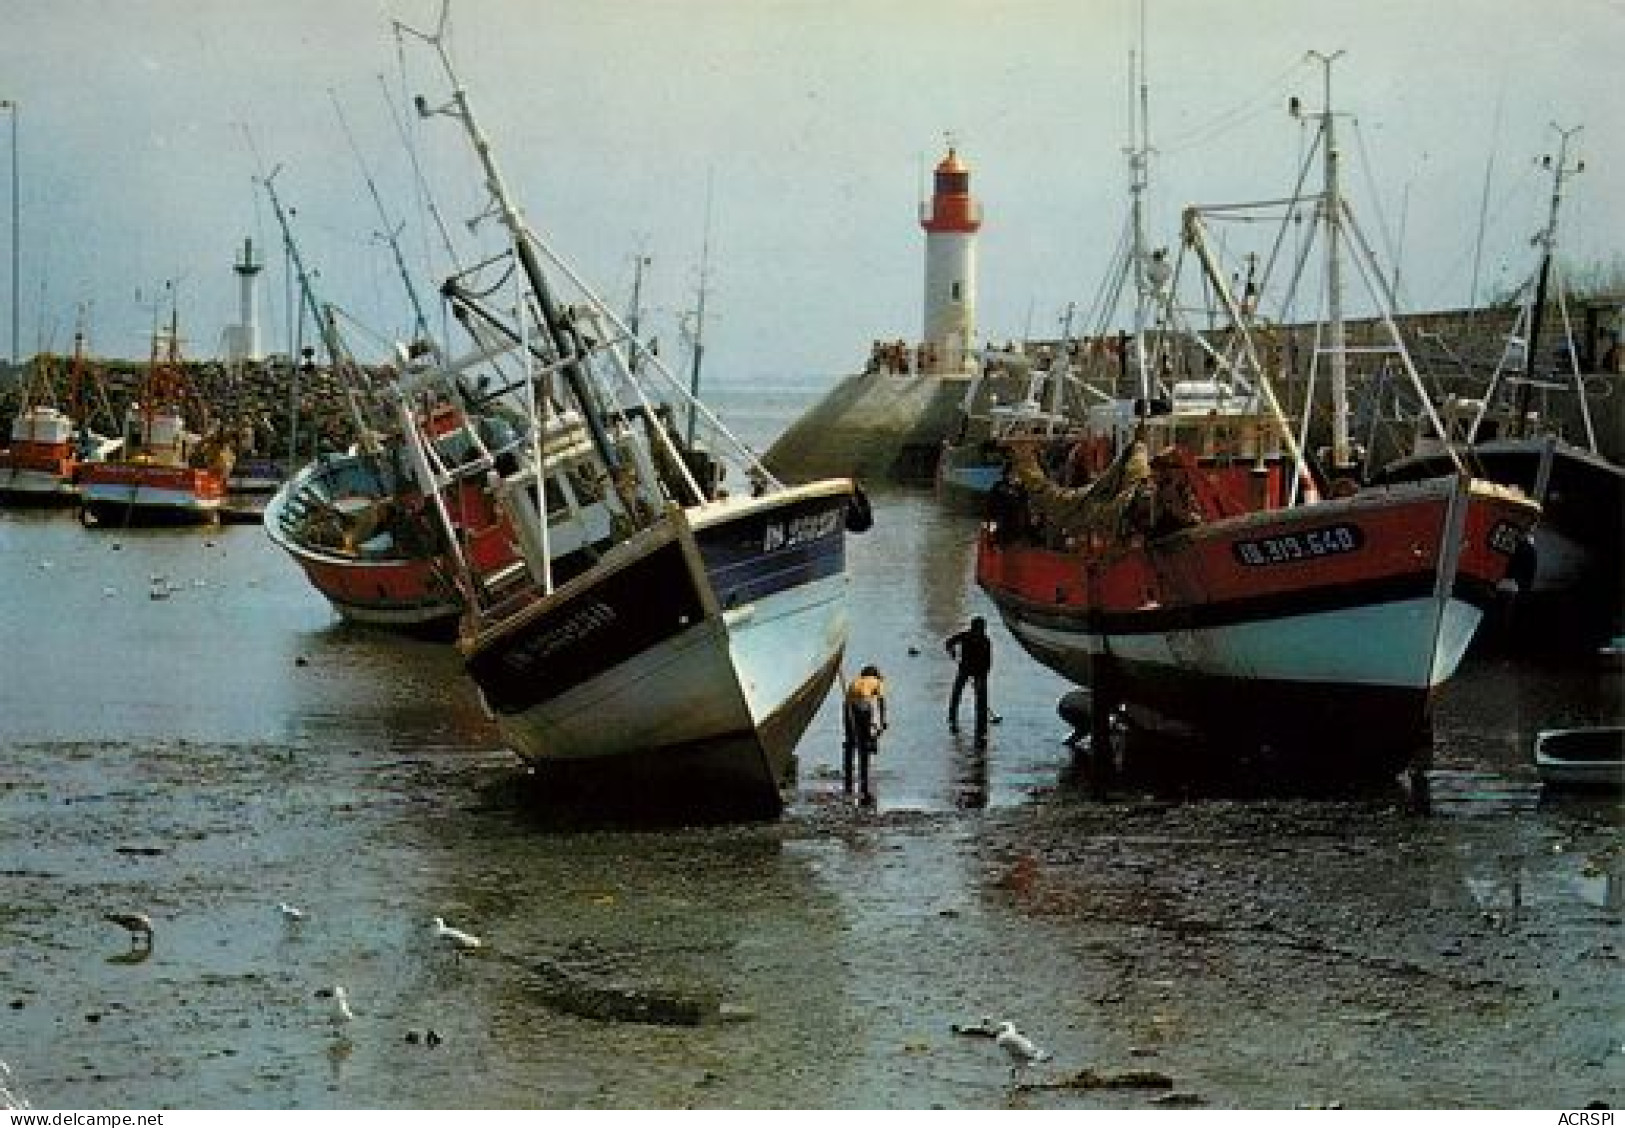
<box><xmin>79</xmin><ymin>309</ymin><xmax>232</xmax><ymax>527</ymax></box>
<box><xmin>1533</xmin><ymin>726</ymin><xmax>1624</xmax><ymax>791</ymax></box>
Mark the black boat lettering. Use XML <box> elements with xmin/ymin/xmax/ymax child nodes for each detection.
<box><xmin>507</xmin><ymin>600</ymin><xmax>618</xmax><ymax>668</ymax></box>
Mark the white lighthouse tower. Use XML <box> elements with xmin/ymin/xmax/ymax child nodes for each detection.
<box><xmin>222</xmin><ymin>236</ymin><xmax>263</xmax><ymax>363</ymax></box>
<box><xmin>918</xmin><ymin>144</ymin><xmax>982</xmax><ymax>375</ymax></box>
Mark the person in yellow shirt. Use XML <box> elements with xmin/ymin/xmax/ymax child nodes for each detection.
<box><xmin>842</xmin><ymin>664</ymin><xmax>887</xmax><ymax>803</ymax></box>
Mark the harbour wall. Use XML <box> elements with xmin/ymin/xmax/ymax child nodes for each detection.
<box><xmin>4</xmin><ymin>299</ymin><xmax>1620</xmax><ymax>480</ymax></box>
<box><xmin>767</xmin><ymin>298</ymin><xmax>1624</xmax><ymax>485</ymax></box>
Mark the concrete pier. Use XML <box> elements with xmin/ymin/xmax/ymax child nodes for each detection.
<box><xmin>763</xmin><ymin>371</ymin><xmax>971</xmax><ymax>485</ymax></box>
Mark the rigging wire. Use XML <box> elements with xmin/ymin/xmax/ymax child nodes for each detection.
<box><xmin>386</xmin><ymin>23</ymin><xmax>463</xmax><ymax>331</ymax></box>
<box><xmin>1434</xmin><ymin>158</ymin><xmax>1545</xmax><ymax>310</ymax></box>
<box><xmin>1349</xmin><ymin>117</ymin><xmax>1405</xmax><ymax>306</ymax></box>
<box><xmin>1156</xmin><ymin>56</ymin><xmax>1307</xmax><ymax>155</ymax></box>
<box><xmin>329</xmin><ymin>87</ymin><xmax>433</xmax><ymax>345</ymax></box>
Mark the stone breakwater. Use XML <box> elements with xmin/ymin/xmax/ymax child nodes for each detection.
<box><xmin>0</xmin><ymin>356</ymin><xmax>379</xmax><ymax>459</ymax></box>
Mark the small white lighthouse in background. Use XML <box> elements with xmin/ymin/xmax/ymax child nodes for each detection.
<box><xmin>918</xmin><ymin>144</ymin><xmax>982</xmax><ymax>375</ymax></box>
<box><xmin>223</xmin><ymin>237</ymin><xmax>263</xmax><ymax>363</ymax></box>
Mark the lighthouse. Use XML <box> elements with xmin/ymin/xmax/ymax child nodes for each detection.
<box><xmin>918</xmin><ymin>145</ymin><xmax>982</xmax><ymax>375</ymax></box>
<box><xmin>223</xmin><ymin>237</ymin><xmax>263</xmax><ymax>363</ymax></box>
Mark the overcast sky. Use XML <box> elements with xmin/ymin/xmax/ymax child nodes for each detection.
<box><xmin>2</xmin><ymin>0</ymin><xmax>1621</xmax><ymax>383</ymax></box>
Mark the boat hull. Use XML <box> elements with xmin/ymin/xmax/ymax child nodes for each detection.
<box><xmin>1373</xmin><ymin>437</ymin><xmax>1625</xmax><ymax>648</ymax></box>
<box><xmin>278</xmin><ymin>549</ymin><xmax>462</xmax><ymax>631</ymax></box>
<box><xmin>935</xmin><ymin>441</ymin><xmax>1004</xmax><ymax>513</ymax></box>
<box><xmin>1534</xmin><ymin>726</ymin><xmax>1625</xmax><ymax>791</ymax></box>
<box><xmin>0</xmin><ymin>438</ymin><xmax>80</xmax><ymax>505</ymax></box>
<box><xmin>462</xmin><ymin>484</ymin><xmax>853</xmax><ymax>815</ymax></box>
<box><xmin>0</xmin><ymin>465</ymin><xmax>79</xmax><ymax>505</ymax></box>
<box><xmin>79</xmin><ymin>462</ymin><xmax>225</xmax><ymax>526</ymax></box>
<box><xmin>978</xmin><ymin>476</ymin><xmax>1539</xmax><ymax>773</ymax></box>
<box><xmin>263</xmin><ymin>453</ymin><xmax>474</xmax><ymax>634</ymax></box>
<box><xmin>226</xmin><ymin>457</ymin><xmax>287</xmax><ymax>496</ymax></box>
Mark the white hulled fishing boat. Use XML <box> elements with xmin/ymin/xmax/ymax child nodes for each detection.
<box><xmin>390</xmin><ymin>8</ymin><xmax>870</xmax><ymax>816</ymax></box>
<box><xmin>0</xmin><ymin>331</ymin><xmax>118</xmax><ymax>505</ymax></box>
<box><xmin>79</xmin><ymin>309</ymin><xmax>233</xmax><ymax>526</ymax></box>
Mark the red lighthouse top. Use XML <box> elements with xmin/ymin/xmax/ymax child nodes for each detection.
<box><xmin>920</xmin><ymin>147</ymin><xmax>982</xmax><ymax>234</ymax></box>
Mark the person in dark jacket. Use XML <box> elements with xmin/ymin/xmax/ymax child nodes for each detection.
<box><xmin>985</xmin><ymin>464</ymin><xmax>1028</xmax><ymax>545</ymax></box>
<box><xmin>945</xmin><ymin>616</ymin><xmax>995</xmax><ymax>742</ymax></box>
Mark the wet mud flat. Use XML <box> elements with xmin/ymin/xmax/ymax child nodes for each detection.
<box><xmin>2</xmin><ymin>731</ymin><xmax>1619</xmax><ymax>1110</ymax></box>
<box><xmin>1</xmin><ymin>500</ymin><xmax>1619</xmax><ymax>1108</ymax></box>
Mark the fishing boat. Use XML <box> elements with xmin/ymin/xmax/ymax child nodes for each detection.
<box><xmin>1369</xmin><ymin>126</ymin><xmax>1622</xmax><ymax>650</ymax></box>
<box><xmin>256</xmin><ymin>164</ymin><xmax>511</xmax><ymax>631</ymax></box>
<box><xmin>226</xmin><ymin>455</ymin><xmax>287</xmax><ymax>495</ymax></box>
<box><xmin>0</xmin><ymin>331</ymin><xmax>118</xmax><ymax>505</ymax></box>
<box><xmin>219</xmin><ymin>457</ymin><xmax>286</xmax><ymax>524</ymax></box>
<box><xmin>264</xmin><ymin>421</ymin><xmax>519</xmax><ymax>634</ymax></box>
<box><xmin>79</xmin><ymin>309</ymin><xmax>232</xmax><ymax>526</ymax></box>
<box><xmin>941</xmin><ymin>49</ymin><xmax>1171</xmax><ymax>518</ymax></box>
<box><xmin>976</xmin><ymin>60</ymin><xmax>1542</xmax><ymax>780</ymax></box>
<box><xmin>266</xmin><ymin>450</ymin><xmax>460</xmax><ymax>632</ymax></box>
<box><xmin>1533</xmin><ymin>726</ymin><xmax>1624</xmax><ymax>791</ymax></box>
<box><xmin>935</xmin><ymin>336</ymin><xmax>1096</xmax><ymax>512</ymax></box>
<box><xmin>390</xmin><ymin>8</ymin><xmax>868</xmax><ymax>816</ymax></box>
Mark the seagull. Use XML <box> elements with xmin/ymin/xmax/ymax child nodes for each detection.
<box><xmin>432</xmin><ymin>915</ymin><xmax>482</xmax><ymax>955</ymax></box>
<box><xmin>104</xmin><ymin>912</ymin><xmax>153</xmax><ymax>950</ymax></box>
<box><xmin>995</xmin><ymin>1021</ymin><xmax>1051</xmax><ymax>1083</ymax></box>
<box><xmin>317</xmin><ymin>985</ymin><xmax>355</xmax><ymax>1025</ymax></box>
<box><xmin>951</xmin><ymin>1014</ymin><xmax>1002</xmax><ymax>1038</ymax></box>
<box><xmin>278</xmin><ymin>902</ymin><xmax>306</xmax><ymax>923</ymax></box>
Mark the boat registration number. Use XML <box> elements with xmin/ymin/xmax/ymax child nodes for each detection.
<box><xmin>1232</xmin><ymin>523</ymin><xmax>1364</xmax><ymax>567</ymax></box>
<box><xmin>763</xmin><ymin>508</ymin><xmax>843</xmax><ymax>552</ymax></box>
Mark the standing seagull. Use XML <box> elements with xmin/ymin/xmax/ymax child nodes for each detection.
<box><xmin>278</xmin><ymin>902</ymin><xmax>307</xmax><ymax>924</ymax></box>
<box><xmin>315</xmin><ymin>985</ymin><xmax>355</xmax><ymax>1025</ymax></box>
<box><xmin>104</xmin><ymin>912</ymin><xmax>154</xmax><ymax>951</ymax></box>
<box><xmin>995</xmin><ymin>1021</ymin><xmax>1051</xmax><ymax>1083</ymax></box>
<box><xmin>328</xmin><ymin>985</ymin><xmax>355</xmax><ymax>1025</ymax></box>
<box><xmin>431</xmin><ymin>916</ymin><xmax>482</xmax><ymax>957</ymax></box>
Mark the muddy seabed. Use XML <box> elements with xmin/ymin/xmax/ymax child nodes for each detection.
<box><xmin>3</xmin><ymin>733</ymin><xmax>1620</xmax><ymax>1110</ymax></box>
<box><xmin>1</xmin><ymin>499</ymin><xmax>1620</xmax><ymax>1110</ymax></box>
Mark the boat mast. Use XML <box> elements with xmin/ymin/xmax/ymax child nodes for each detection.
<box><xmin>1306</xmin><ymin>49</ymin><xmax>1352</xmax><ymax>473</ymax></box>
<box><xmin>259</xmin><ymin>168</ymin><xmax>318</xmax><ymax>462</ymax></box>
<box><xmin>1126</xmin><ymin>43</ymin><xmax>1154</xmax><ymax>406</ymax></box>
<box><xmin>400</xmin><ymin>7</ymin><xmax>624</xmax><ymax>479</ymax></box>
<box><xmin>261</xmin><ymin>168</ymin><xmax>380</xmax><ymax>457</ymax></box>
<box><xmin>330</xmin><ymin>90</ymin><xmax>435</xmax><ymax>349</ymax></box>
<box><xmin>686</xmin><ymin>171</ymin><xmax>714</xmax><ymax>448</ymax></box>
<box><xmin>1514</xmin><ymin>122</ymin><xmax>1584</xmax><ymax>440</ymax></box>
<box><xmin>626</xmin><ymin>249</ymin><xmax>650</xmax><ymax>376</ymax></box>
<box><xmin>1049</xmin><ymin>302</ymin><xmax>1075</xmax><ymax>419</ymax></box>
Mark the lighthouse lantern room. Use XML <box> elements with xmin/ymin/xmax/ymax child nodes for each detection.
<box><xmin>918</xmin><ymin>145</ymin><xmax>982</xmax><ymax>376</ymax></box>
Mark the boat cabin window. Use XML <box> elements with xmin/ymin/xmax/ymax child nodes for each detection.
<box><xmin>565</xmin><ymin>464</ymin><xmax>605</xmax><ymax>506</ymax></box>
<box><xmin>542</xmin><ymin>476</ymin><xmax>569</xmax><ymax>520</ymax></box>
